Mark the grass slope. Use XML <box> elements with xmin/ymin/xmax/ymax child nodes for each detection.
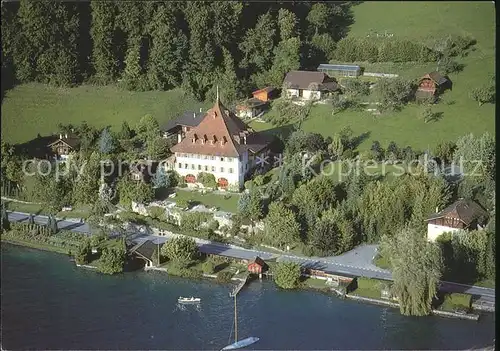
<box><xmin>257</xmin><ymin>2</ymin><xmax>495</xmax><ymax>151</ymax></box>
<box><xmin>1</xmin><ymin>84</ymin><xmax>209</xmax><ymax>144</ymax></box>
<box><xmin>1</xmin><ymin>2</ymin><xmax>494</xmax><ymax>152</ymax></box>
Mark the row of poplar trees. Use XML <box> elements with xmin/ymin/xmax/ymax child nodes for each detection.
<box><xmin>1</xmin><ymin>1</ymin><xmax>353</xmax><ymax>103</ymax></box>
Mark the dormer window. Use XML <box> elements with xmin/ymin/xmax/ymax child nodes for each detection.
<box><xmin>212</xmin><ymin>135</ymin><xmax>217</xmax><ymax>144</ymax></box>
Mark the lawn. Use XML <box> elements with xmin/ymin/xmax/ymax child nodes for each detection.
<box><xmin>1</xmin><ymin>83</ymin><xmax>210</xmax><ymax>144</ymax></box>
<box><xmin>438</xmin><ymin>293</ymin><xmax>472</xmax><ymax>312</ymax></box>
<box><xmin>1</xmin><ymin>233</ymin><xmax>71</xmax><ymax>255</ymax></box>
<box><xmin>303</xmin><ymin>277</ymin><xmax>327</xmax><ymax>289</ymax></box>
<box><xmin>173</xmin><ymin>189</ymin><xmax>240</xmax><ymax>213</ymax></box>
<box><xmin>350</xmin><ymin>277</ymin><xmax>385</xmax><ymax>299</ymax></box>
<box><xmin>4</xmin><ymin>201</ymin><xmax>49</xmax><ymax>215</ymax></box>
<box><xmin>474</xmin><ymin>279</ymin><xmax>495</xmax><ymax>289</ymax></box>
<box><xmin>252</xmin><ymin>2</ymin><xmax>495</xmax><ymax>152</ymax></box>
<box><xmin>4</xmin><ymin>200</ymin><xmax>91</xmax><ymax>219</ymax></box>
<box><xmin>373</xmin><ymin>254</ymin><xmax>391</xmax><ymax>270</ymax></box>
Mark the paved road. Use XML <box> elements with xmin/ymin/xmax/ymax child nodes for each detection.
<box><xmin>6</xmin><ymin>211</ymin><xmax>495</xmax><ymax>304</ymax></box>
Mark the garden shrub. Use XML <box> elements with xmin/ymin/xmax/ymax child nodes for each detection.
<box><xmin>148</xmin><ymin>206</ymin><xmax>165</xmax><ymax>220</ymax></box>
<box><xmin>202</xmin><ymin>260</ymin><xmax>215</xmax><ymax>274</ymax></box>
<box><xmin>334</xmin><ymin>37</ymin><xmax>439</xmax><ymax>63</ymax></box>
<box><xmin>216</xmin><ymin>271</ymin><xmax>234</xmax><ymax>283</ymax></box>
<box><xmin>178</xmin><ymin>268</ymin><xmax>203</xmax><ymax>279</ymax></box>
<box><xmin>197</xmin><ymin>172</ymin><xmax>217</xmax><ymax>188</ymax></box>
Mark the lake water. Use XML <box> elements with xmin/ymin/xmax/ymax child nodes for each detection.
<box><xmin>1</xmin><ymin>244</ymin><xmax>495</xmax><ymax>350</ymax></box>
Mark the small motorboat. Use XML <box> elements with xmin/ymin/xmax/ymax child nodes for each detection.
<box><xmin>178</xmin><ymin>296</ymin><xmax>201</xmax><ymax>304</ymax></box>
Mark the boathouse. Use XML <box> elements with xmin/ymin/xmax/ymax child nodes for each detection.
<box><xmin>129</xmin><ymin>240</ymin><xmax>161</xmax><ymax>267</ymax></box>
<box><xmin>247</xmin><ymin>256</ymin><xmax>268</xmax><ymax>274</ymax></box>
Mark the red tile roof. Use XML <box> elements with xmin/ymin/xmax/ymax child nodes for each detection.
<box><xmin>252</xmin><ymin>86</ymin><xmax>276</xmax><ymax>95</ymax></box>
<box><xmin>171</xmin><ymin>99</ymin><xmax>272</xmax><ymax>157</ymax></box>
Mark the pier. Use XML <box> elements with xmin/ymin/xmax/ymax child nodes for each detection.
<box><xmin>230</xmin><ymin>274</ymin><xmax>250</xmax><ymax>297</ymax></box>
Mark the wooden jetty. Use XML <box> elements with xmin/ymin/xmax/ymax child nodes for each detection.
<box><xmin>230</xmin><ymin>273</ymin><xmax>250</xmax><ymax>297</ymax></box>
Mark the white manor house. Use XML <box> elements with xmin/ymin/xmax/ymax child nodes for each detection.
<box><xmin>165</xmin><ymin>98</ymin><xmax>273</xmax><ymax>190</ymax></box>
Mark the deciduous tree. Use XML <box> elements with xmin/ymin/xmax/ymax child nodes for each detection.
<box><xmin>274</xmin><ymin>261</ymin><xmax>302</xmax><ymax>289</ymax></box>
<box><xmin>381</xmin><ymin>227</ymin><xmax>442</xmax><ymax>316</ymax></box>
<box><xmin>160</xmin><ymin>236</ymin><xmax>198</xmax><ymax>267</ymax></box>
<box><xmin>470</xmin><ymin>86</ymin><xmax>495</xmax><ymax>106</ymax></box>
<box><xmin>374</xmin><ymin>78</ymin><xmax>415</xmax><ymax>111</ymax></box>
<box><xmin>97</xmin><ymin>239</ymin><xmax>126</xmax><ymax>274</ymax></box>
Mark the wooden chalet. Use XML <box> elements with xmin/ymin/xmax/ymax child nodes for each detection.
<box><xmin>247</xmin><ymin>256</ymin><xmax>268</xmax><ymax>274</ymax></box>
<box><xmin>416</xmin><ymin>71</ymin><xmax>450</xmax><ymax>100</ymax></box>
<box><xmin>47</xmin><ymin>133</ymin><xmax>80</xmax><ymax>159</ymax></box>
<box><xmin>426</xmin><ymin>198</ymin><xmax>487</xmax><ymax>241</ymax></box>
<box><xmin>426</xmin><ymin>199</ymin><xmax>486</xmax><ymax>230</ymax></box>
<box><xmin>236</xmin><ymin>87</ymin><xmax>277</xmax><ymax>119</ymax></box>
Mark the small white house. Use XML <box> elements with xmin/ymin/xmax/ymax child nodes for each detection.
<box><xmin>283</xmin><ymin>71</ymin><xmax>339</xmax><ymax>101</ymax></box>
<box><xmin>426</xmin><ymin>199</ymin><xmax>487</xmax><ymax>242</ymax></box>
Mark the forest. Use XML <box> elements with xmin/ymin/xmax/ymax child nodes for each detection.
<box><xmin>1</xmin><ymin>1</ymin><xmax>354</xmax><ymax>103</ymax></box>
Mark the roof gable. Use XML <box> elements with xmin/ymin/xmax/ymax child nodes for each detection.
<box><xmin>421</xmin><ymin>71</ymin><xmax>448</xmax><ymax>86</ymax></box>
<box><xmin>47</xmin><ymin>135</ymin><xmax>80</xmax><ymax>149</ymax></box>
<box><xmin>161</xmin><ymin>111</ymin><xmax>205</xmax><ymax>131</ymax></box>
<box><xmin>426</xmin><ymin>199</ymin><xmax>486</xmax><ymax>226</ymax></box>
<box><xmin>283</xmin><ymin>70</ymin><xmax>338</xmax><ymax>91</ymax></box>
<box><xmin>171</xmin><ymin>99</ymin><xmax>253</xmax><ymax>157</ymax></box>
<box><xmin>130</xmin><ymin>240</ymin><xmax>158</xmax><ymax>261</ymax></box>
<box><xmin>250</xmin><ymin>256</ymin><xmax>267</xmax><ymax>267</ymax></box>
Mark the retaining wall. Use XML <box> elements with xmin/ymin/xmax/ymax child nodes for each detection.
<box><xmin>346</xmin><ymin>294</ymin><xmax>480</xmax><ymax>321</ymax></box>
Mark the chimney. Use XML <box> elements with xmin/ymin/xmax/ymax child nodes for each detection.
<box><xmin>200</xmin><ymin>108</ymin><xmax>202</xmax><ymax>113</ymax></box>
<box><xmin>193</xmin><ymin>112</ymin><xmax>196</xmax><ymax>119</ymax></box>
<box><xmin>65</xmin><ymin>133</ymin><xmax>68</xmax><ymax>139</ymax></box>
<box><xmin>59</xmin><ymin>133</ymin><xmax>62</xmax><ymax>139</ymax></box>
<box><xmin>177</xmin><ymin>133</ymin><xmax>182</xmax><ymax>144</ymax></box>
<box><xmin>243</xmin><ymin>136</ymin><xmax>247</xmax><ymax>145</ymax></box>
<box><xmin>435</xmin><ymin>206</ymin><xmax>439</xmax><ymax>213</ymax></box>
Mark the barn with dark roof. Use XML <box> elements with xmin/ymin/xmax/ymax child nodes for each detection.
<box><xmin>416</xmin><ymin>71</ymin><xmax>451</xmax><ymax>100</ymax></box>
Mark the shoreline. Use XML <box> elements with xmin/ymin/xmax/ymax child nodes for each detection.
<box><xmin>1</xmin><ymin>240</ymin><xmax>488</xmax><ymax>321</ymax></box>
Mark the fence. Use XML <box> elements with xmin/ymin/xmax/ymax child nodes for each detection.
<box><xmin>363</xmin><ymin>72</ymin><xmax>399</xmax><ymax>78</ymax></box>
<box><xmin>1</xmin><ymin>181</ymin><xmax>30</xmax><ymax>202</ymax></box>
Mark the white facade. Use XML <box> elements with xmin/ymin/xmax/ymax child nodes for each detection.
<box><xmin>236</xmin><ymin>109</ymin><xmax>255</xmax><ymax>119</ymax></box>
<box><xmin>427</xmin><ymin>223</ymin><xmax>460</xmax><ymax>242</ymax></box>
<box><xmin>173</xmin><ymin>152</ymin><xmax>250</xmax><ymax>189</ymax></box>
<box><xmin>286</xmin><ymin>88</ymin><xmax>322</xmax><ymax>101</ymax></box>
